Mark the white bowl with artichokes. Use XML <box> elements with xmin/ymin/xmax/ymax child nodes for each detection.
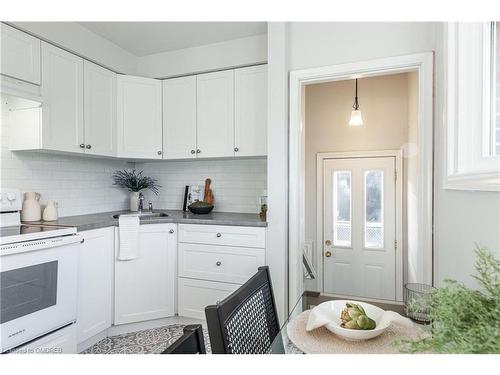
<box><xmin>307</xmin><ymin>300</ymin><xmax>411</xmax><ymax>341</ymax></box>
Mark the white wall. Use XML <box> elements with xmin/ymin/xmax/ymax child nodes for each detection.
<box><xmin>10</xmin><ymin>22</ymin><xmax>138</xmax><ymax>74</ymax></box>
<box><xmin>136</xmin><ymin>34</ymin><xmax>268</xmax><ymax>78</ymax></box>
<box><xmin>138</xmin><ymin>158</ymin><xmax>266</xmax><ymax>213</ymax></box>
<box><xmin>271</xmin><ymin>21</ymin><xmax>499</xmax><ymax>294</ymax></box>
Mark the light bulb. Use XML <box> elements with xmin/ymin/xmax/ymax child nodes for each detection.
<box><xmin>349</xmin><ymin>109</ymin><xmax>363</xmax><ymax>126</ymax></box>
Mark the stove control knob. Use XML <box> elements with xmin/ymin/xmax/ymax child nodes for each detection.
<box><xmin>7</xmin><ymin>192</ymin><xmax>16</xmax><ymax>201</ymax></box>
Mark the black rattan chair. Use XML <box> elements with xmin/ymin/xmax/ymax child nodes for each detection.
<box><xmin>205</xmin><ymin>266</ymin><xmax>280</xmax><ymax>354</ymax></box>
<box><xmin>162</xmin><ymin>324</ymin><xmax>206</xmax><ymax>354</ymax></box>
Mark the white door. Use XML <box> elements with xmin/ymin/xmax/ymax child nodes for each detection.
<box><xmin>114</xmin><ymin>224</ymin><xmax>176</xmax><ymax>325</ymax></box>
<box><xmin>162</xmin><ymin>76</ymin><xmax>197</xmax><ymax>159</ymax></box>
<box><xmin>41</xmin><ymin>42</ymin><xmax>84</xmax><ymax>153</ymax></box>
<box><xmin>1</xmin><ymin>23</ymin><xmax>41</xmax><ymax>85</ymax></box>
<box><xmin>83</xmin><ymin>61</ymin><xmax>116</xmax><ymax>157</ymax></box>
<box><xmin>234</xmin><ymin>65</ymin><xmax>267</xmax><ymax>157</ymax></box>
<box><xmin>323</xmin><ymin>156</ymin><xmax>397</xmax><ymax>301</ymax></box>
<box><xmin>77</xmin><ymin>228</ymin><xmax>114</xmax><ymax>344</ymax></box>
<box><xmin>116</xmin><ymin>75</ymin><xmax>162</xmax><ymax>159</ymax></box>
<box><xmin>196</xmin><ymin>70</ymin><xmax>234</xmax><ymax>158</ymax></box>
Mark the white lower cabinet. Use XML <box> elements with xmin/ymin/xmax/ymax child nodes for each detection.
<box><xmin>77</xmin><ymin>227</ymin><xmax>114</xmax><ymax>344</ymax></box>
<box><xmin>114</xmin><ymin>223</ymin><xmax>177</xmax><ymax>325</ymax></box>
<box><xmin>177</xmin><ymin>224</ymin><xmax>266</xmax><ymax>320</ymax></box>
<box><xmin>178</xmin><ymin>278</ymin><xmax>239</xmax><ymax>320</ymax></box>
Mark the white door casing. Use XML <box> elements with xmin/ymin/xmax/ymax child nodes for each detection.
<box><xmin>323</xmin><ymin>156</ymin><xmax>399</xmax><ymax>301</ymax></box>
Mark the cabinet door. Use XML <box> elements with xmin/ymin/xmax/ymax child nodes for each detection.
<box><xmin>114</xmin><ymin>224</ymin><xmax>177</xmax><ymax>325</ymax></box>
<box><xmin>83</xmin><ymin>61</ymin><xmax>116</xmax><ymax>157</ymax></box>
<box><xmin>77</xmin><ymin>228</ymin><xmax>114</xmax><ymax>344</ymax></box>
<box><xmin>234</xmin><ymin>65</ymin><xmax>267</xmax><ymax>157</ymax></box>
<box><xmin>196</xmin><ymin>70</ymin><xmax>234</xmax><ymax>158</ymax></box>
<box><xmin>41</xmin><ymin>42</ymin><xmax>84</xmax><ymax>152</ymax></box>
<box><xmin>1</xmin><ymin>23</ymin><xmax>41</xmax><ymax>85</ymax></box>
<box><xmin>162</xmin><ymin>76</ymin><xmax>197</xmax><ymax>159</ymax></box>
<box><xmin>117</xmin><ymin>75</ymin><xmax>162</xmax><ymax>159</ymax></box>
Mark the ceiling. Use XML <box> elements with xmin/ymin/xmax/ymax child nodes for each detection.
<box><xmin>78</xmin><ymin>22</ymin><xmax>267</xmax><ymax>57</ymax></box>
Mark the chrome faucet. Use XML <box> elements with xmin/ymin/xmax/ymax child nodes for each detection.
<box><xmin>138</xmin><ymin>192</ymin><xmax>144</xmax><ymax>212</ymax></box>
<box><xmin>148</xmin><ymin>201</ymin><xmax>153</xmax><ymax>211</ymax></box>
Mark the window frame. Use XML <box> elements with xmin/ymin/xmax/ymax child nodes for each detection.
<box><xmin>444</xmin><ymin>22</ymin><xmax>500</xmax><ymax>191</ymax></box>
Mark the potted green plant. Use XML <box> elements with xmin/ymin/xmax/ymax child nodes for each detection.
<box><xmin>112</xmin><ymin>169</ymin><xmax>160</xmax><ymax>212</ymax></box>
<box><xmin>401</xmin><ymin>246</ymin><xmax>500</xmax><ymax>354</ymax></box>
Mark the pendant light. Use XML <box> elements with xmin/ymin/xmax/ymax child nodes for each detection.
<box><xmin>349</xmin><ymin>78</ymin><xmax>364</xmax><ymax>126</ymax></box>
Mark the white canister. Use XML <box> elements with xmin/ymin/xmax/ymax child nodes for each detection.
<box><xmin>43</xmin><ymin>200</ymin><xmax>58</xmax><ymax>221</ymax></box>
<box><xmin>21</xmin><ymin>192</ymin><xmax>42</xmax><ymax>222</ymax></box>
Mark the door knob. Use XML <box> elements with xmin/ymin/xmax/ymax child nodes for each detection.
<box><xmin>325</xmin><ymin>251</ymin><xmax>332</xmax><ymax>258</ymax></box>
<box><xmin>325</xmin><ymin>240</ymin><xmax>332</xmax><ymax>246</ymax></box>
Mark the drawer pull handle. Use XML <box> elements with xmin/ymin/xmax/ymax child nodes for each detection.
<box><xmin>216</xmin><ymin>261</ymin><xmax>222</xmax><ymax>266</ymax></box>
<box><xmin>216</xmin><ymin>233</ymin><xmax>222</xmax><ymax>238</ymax></box>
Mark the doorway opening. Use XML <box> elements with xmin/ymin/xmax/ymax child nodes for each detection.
<box><xmin>288</xmin><ymin>53</ymin><xmax>434</xmax><ymax>308</ymax></box>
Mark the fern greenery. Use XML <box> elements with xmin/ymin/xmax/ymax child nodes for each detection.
<box><xmin>112</xmin><ymin>169</ymin><xmax>160</xmax><ymax>194</ymax></box>
<box><xmin>402</xmin><ymin>246</ymin><xmax>500</xmax><ymax>353</ymax></box>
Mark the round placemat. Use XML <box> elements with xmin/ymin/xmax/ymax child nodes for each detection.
<box><xmin>286</xmin><ymin>310</ymin><xmax>425</xmax><ymax>354</ymax></box>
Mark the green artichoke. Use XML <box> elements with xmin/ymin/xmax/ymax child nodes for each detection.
<box><xmin>340</xmin><ymin>302</ymin><xmax>376</xmax><ymax>330</ymax></box>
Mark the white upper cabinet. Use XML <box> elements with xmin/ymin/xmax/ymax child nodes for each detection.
<box><xmin>117</xmin><ymin>75</ymin><xmax>162</xmax><ymax>159</ymax></box>
<box><xmin>162</xmin><ymin>76</ymin><xmax>197</xmax><ymax>159</ymax></box>
<box><xmin>196</xmin><ymin>70</ymin><xmax>234</xmax><ymax>158</ymax></box>
<box><xmin>84</xmin><ymin>61</ymin><xmax>116</xmax><ymax>157</ymax></box>
<box><xmin>1</xmin><ymin>23</ymin><xmax>41</xmax><ymax>85</ymax></box>
<box><xmin>234</xmin><ymin>65</ymin><xmax>268</xmax><ymax>157</ymax></box>
<box><xmin>41</xmin><ymin>42</ymin><xmax>84</xmax><ymax>153</ymax></box>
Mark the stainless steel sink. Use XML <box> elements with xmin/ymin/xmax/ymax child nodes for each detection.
<box><xmin>112</xmin><ymin>212</ymin><xmax>168</xmax><ymax>219</ymax></box>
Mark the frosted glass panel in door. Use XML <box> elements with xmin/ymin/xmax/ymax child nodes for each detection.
<box><xmin>333</xmin><ymin>171</ymin><xmax>351</xmax><ymax>247</ymax></box>
<box><xmin>364</xmin><ymin>170</ymin><xmax>384</xmax><ymax>249</ymax></box>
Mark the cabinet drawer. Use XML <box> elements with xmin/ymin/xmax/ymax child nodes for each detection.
<box><xmin>178</xmin><ymin>243</ymin><xmax>265</xmax><ymax>284</ymax></box>
<box><xmin>178</xmin><ymin>278</ymin><xmax>239</xmax><ymax>320</ymax></box>
<box><xmin>179</xmin><ymin>224</ymin><xmax>265</xmax><ymax>248</ymax></box>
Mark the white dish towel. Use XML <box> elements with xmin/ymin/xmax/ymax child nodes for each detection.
<box><xmin>118</xmin><ymin>214</ymin><xmax>140</xmax><ymax>260</ymax></box>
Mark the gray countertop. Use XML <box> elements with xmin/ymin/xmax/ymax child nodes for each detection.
<box><xmin>28</xmin><ymin>209</ymin><xmax>267</xmax><ymax>232</ymax></box>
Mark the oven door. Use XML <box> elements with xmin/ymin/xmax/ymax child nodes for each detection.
<box><xmin>0</xmin><ymin>235</ymin><xmax>80</xmax><ymax>352</ymax></box>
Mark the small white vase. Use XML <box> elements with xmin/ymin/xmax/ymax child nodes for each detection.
<box><xmin>43</xmin><ymin>200</ymin><xmax>58</xmax><ymax>221</ymax></box>
<box><xmin>129</xmin><ymin>192</ymin><xmax>140</xmax><ymax>212</ymax></box>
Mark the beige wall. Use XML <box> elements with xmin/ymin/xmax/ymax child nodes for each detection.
<box><xmin>304</xmin><ymin>72</ymin><xmax>412</xmax><ymax>289</ymax></box>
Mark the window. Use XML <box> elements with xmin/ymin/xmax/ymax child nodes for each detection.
<box><xmin>494</xmin><ymin>23</ymin><xmax>500</xmax><ymax>156</ymax></box>
<box><xmin>333</xmin><ymin>171</ymin><xmax>351</xmax><ymax>247</ymax></box>
<box><xmin>445</xmin><ymin>22</ymin><xmax>500</xmax><ymax>191</ymax></box>
<box><xmin>364</xmin><ymin>170</ymin><xmax>384</xmax><ymax>249</ymax></box>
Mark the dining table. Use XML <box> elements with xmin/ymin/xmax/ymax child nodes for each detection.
<box><xmin>269</xmin><ymin>291</ymin><xmax>410</xmax><ymax>354</ymax></box>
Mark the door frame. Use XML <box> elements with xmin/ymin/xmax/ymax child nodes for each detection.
<box><xmin>288</xmin><ymin>52</ymin><xmax>434</xmax><ymax>309</ymax></box>
<box><xmin>317</xmin><ymin>150</ymin><xmax>404</xmax><ymax>302</ymax></box>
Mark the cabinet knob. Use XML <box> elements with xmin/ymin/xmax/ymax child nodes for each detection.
<box><xmin>157</xmin><ymin>151</ymin><xmax>162</xmax><ymax>155</ymax></box>
<box><xmin>190</xmin><ymin>149</ymin><xmax>196</xmax><ymax>154</ymax></box>
<box><xmin>216</xmin><ymin>261</ymin><xmax>222</xmax><ymax>266</ymax></box>
<box><xmin>234</xmin><ymin>147</ymin><xmax>239</xmax><ymax>152</ymax></box>
<box><xmin>216</xmin><ymin>233</ymin><xmax>222</xmax><ymax>238</ymax></box>
<box><xmin>86</xmin><ymin>144</ymin><xmax>91</xmax><ymax>149</ymax></box>
<box><xmin>169</xmin><ymin>229</ymin><xmax>174</xmax><ymax>234</ymax></box>
<box><xmin>196</xmin><ymin>149</ymin><xmax>201</xmax><ymax>154</ymax></box>
<box><xmin>79</xmin><ymin>144</ymin><xmax>85</xmax><ymax>148</ymax></box>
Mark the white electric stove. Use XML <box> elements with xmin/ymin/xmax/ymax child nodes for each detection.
<box><xmin>0</xmin><ymin>188</ymin><xmax>80</xmax><ymax>353</ymax></box>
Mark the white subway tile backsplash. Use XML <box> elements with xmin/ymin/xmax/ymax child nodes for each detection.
<box><xmin>1</xmin><ymin>111</ymin><xmax>267</xmax><ymax>216</ymax></box>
